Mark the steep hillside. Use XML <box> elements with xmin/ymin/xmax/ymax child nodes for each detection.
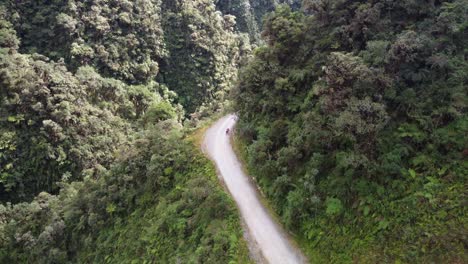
<box><xmin>216</xmin><ymin>0</ymin><xmax>301</xmax><ymax>42</ymax></box>
<box><xmin>3</xmin><ymin>0</ymin><xmax>465</xmax><ymax>263</ymax></box>
<box><xmin>0</xmin><ymin>119</ymin><xmax>251</xmax><ymax>262</ymax></box>
<box><xmin>0</xmin><ymin>1</ymin><xmax>251</xmax><ymax>262</ymax></box>
<box><xmin>3</xmin><ymin>0</ymin><xmax>245</xmax><ymax>114</ymax></box>
<box><xmin>234</xmin><ymin>1</ymin><xmax>467</xmax><ymax>262</ymax></box>
<box><xmin>159</xmin><ymin>0</ymin><xmax>249</xmax><ymax>114</ymax></box>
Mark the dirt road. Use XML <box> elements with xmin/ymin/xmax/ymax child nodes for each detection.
<box><xmin>203</xmin><ymin>115</ymin><xmax>307</xmax><ymax>264</ymax></box>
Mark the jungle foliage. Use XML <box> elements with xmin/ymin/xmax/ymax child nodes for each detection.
<box><xmin>0</xmin><ymin>1</ymin><xmax>251</xmax><ymax>262</ymax></box>
<box><xmin>158</xmin><ymin>0</ymin><xmax>250</xmax><ymax>114</ymax></box>
<box><xmin>3</xmin><ymin>0</ymin><xmax>246</xmax><ymax>113</ymax></box>
<box><xmin>0</xmin><ymin>122</ymin><xmax>249</xmax><ymax>263</ymax></box>
<box><xmin>216</xmin><ymin>0</ymin><xmax>301</xmax><ymax>42</ymax></box>
<box><xmin>234</xmin><ymin>1</ymin><xmax>467</xmax><ymax>262</ymax></box>
<box><xmin>2</xmin><ymin>0</ymin><xmax>466</xmax><ymax>262</ymax></box>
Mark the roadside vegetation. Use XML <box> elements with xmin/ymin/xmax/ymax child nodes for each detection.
<box><xmin>0</xmin><ymin>1</ymin><xmax>252</xmax><ymax>262</ymax></box>
<box><xmin>1</xmin><ymin>0</ymin><xmax>466</xmax><ymax>263</ymax></box>
<box><xmin>233</xmin><ymin>1</ymin><xmax>467</xmax><ymax>262</ymax></box>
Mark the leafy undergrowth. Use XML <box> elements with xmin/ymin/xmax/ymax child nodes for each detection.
<box><xmin>232</xmin><ymin>2</ymin><xmax>467</xmax><ymax>263</ymax></box>
<box><xmin>0</xmin><ymin>123</ymin><xmax>251</xmax><ymax>263</ymax></box>
<box><xmin>79</xmin><ymin>148</ymin><xmax>251</xmax><ymax>263</ymax></box>
<box><xmin>235</xmin><ymin>134</ymin><xmax>467</xmax><ymax>263</ymax></box>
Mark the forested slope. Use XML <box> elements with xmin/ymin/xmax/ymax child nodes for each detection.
<box><xmin>3</xmin><ymin>0</ymin><xmax>246</xmax><ymax>114</ymax></box>
<box><xmin>234</xmin><ymin>1</ymin><xmax>467</xmax><ymax>262</ymax></box>
<box><xmin>2</xmin><ymin>0</ymin><xmax>466</xmax><ymax>263</ymax></box>
<box><xmin>0</xmin><ymin>1</ymin><xmax>251</xmax><ymax>262</ymax></box>
<box><xmin>159</xmin><ymin>0</ymin><xmax>249</xmax><ymax>114</ymax></box>
<box><xmin>0</xmin><ymin>0</ymin><xmax>247</xmax><ymax>201</ymax></box>
<box><xmin>216</xmin><ymin>0</ymin><xmax>301</xmax><ymax>42</ymax></box>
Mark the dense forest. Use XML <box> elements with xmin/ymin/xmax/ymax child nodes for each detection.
<box><xmin>0</xmin><ymin>0</ymin><xmax>255</xmax><ymax>262</ymax></box>
<box><xmin>0</xmin><ymin>0</ymin><xmax>466</xmax><ymax>263</ymax></box>
<box><xmin>234</xmin><ymin>0</ymin><xmax>467</xmax><ymax>262</ymax></box>
<box><xmin>216</xmin><ymin>0</ymin><xmax>301</xmax><ymax>42</ymax></box>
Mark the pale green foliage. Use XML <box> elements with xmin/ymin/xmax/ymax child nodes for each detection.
<box><xmin>333</xmin><ymin>97</ymin><xmax>389</xmax><ymax>137</ymax></box>
<box><xmin>325</xmin><ymin>198</ymin><xmax>343</xmax><ymax>217</ymax></box>
<box><xmin>324</xmin><ymin>52</ymin><xmax>373</xmax><ymax>88</ymax></box>
<box><xmin>0</xmin><ymin>9</ymin><xmax>19</xmax><ymax>50</ymax></box>
<box><xmin>0</xmin><ymin>51</ymin><xmax>131</xmax><ymax>201</ymax></box>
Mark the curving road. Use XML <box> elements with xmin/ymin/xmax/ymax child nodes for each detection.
<box><xmin>203</xmin><ymin>115</ymin><xmax>307</xmax><ymax>264</ymax></box>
